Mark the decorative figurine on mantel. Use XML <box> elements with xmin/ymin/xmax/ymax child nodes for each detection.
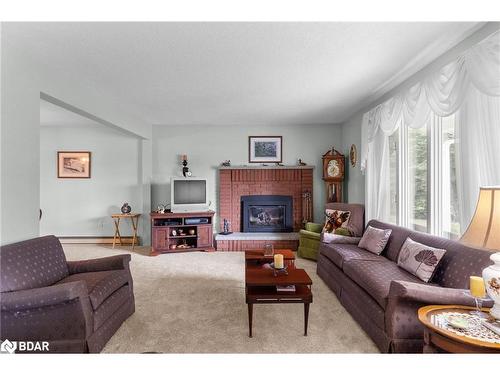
<box><xmin>275</xmin><ymin>162</ymin><xmax>284</xmax><ymax>167</ymax></box>
<box><xmin>219</xmin><ymin>219</ymin><xmax>233</xmax><ymax>235</ymax></box>
<box><xmin>221</xmin><ymin>160</ymin><xmax>231</xmax><ymax>167</ymax></box>
<box><xmin>298</xmin><ymin>158</ymin><xmax>307</xmax><ymax>166</ymax></box>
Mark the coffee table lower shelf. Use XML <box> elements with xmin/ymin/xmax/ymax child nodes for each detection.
<box><xmin>246</xmin><ymin>285</ymin><xmax>313</xmax><ymax>337</ymax></box>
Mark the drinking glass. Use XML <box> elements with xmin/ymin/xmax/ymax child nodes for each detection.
<box><xmin>469</xmin><ymin>276</ymin><xmax>488</xmax><ymax>318</ymax></box>
<box><xmin>263</xmin><ymin>243</ymin><xmax>274</xmax><ymax>257</ymax></box>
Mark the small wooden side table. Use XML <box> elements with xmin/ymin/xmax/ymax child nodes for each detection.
<box><xmin>111</xmin><ymin>213</ymin><xmax>141</xmax><ymax>249</ymax></box>
<box><xmin>418</xmin><ymin>305</ymin><xmax>500</xmax><ymax>353</ymax></box>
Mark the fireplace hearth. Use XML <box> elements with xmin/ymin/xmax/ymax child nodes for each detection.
<box><xmin>241</xmin><ymin>195</ymin><xmax>293</xmax><ymax>233</ymax></box>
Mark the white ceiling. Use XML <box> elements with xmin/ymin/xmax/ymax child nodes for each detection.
<box><xmin>11</xmin><ymin>22</ymin><xmax>484</xmax><ymax>126</ymax></box>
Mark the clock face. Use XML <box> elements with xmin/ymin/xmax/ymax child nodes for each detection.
<box><xmin>327</xmin><ymin>159</ymin><xmax>340</xmax><ymax>177</ymax></box>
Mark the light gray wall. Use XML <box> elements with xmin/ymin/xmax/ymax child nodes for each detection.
<box><xmin>341</xmin><ymin>112</ymin><xmax>365</xmax><ymax>203</ymax></box>
<box><xmin>40</xmin><ymin>125</ymin><xmax>142</xmax><ymax>237</ymax></box>
<box><xmin>1</xmin><ymin>24</ymin><xmax>152</xmax><ymax>245</ymax></box>
<box><xmin>1</xmin><ymin>31</ymin><xmax>41</xmax><ymax>244</ymax></box>
<box><xmin>152</xmin><ymin>124</ymin><xmax>343</xmax><ymax>228</ymax></box>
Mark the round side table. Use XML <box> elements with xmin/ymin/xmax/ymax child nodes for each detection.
<box><xmin>418</xmin><ymin>305</ymin><xmax>500</xmax><ymax>353</ymax></box>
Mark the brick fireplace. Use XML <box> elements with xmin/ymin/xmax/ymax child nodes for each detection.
<box><xmin>216</xmin><ymin>166</ymin><xmax>313</xmax><ymax>251</ymax></box>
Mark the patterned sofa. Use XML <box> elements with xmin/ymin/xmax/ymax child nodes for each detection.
<box><xmin>317</xmin><ymin>219</ymin><xmax>493</xmax><ymax>353</ymax></box>
<box><xmin>0</xmin><ymin>235</ymin><xmax>135</xmax><ymax>353</ymax></box>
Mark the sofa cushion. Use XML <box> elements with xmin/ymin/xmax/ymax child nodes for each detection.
<box><xmin>56</xmin><ymin>270</ymin><xmax>129</xmax><ymax>310</ymax></box>
<box><xmin>324</xmin><ymin>203</ymin><xmax>365</xmax><ymax>237</ymax></box>
<box><xmin>397</xmin><ymin>238</ymin><xmax>446</xmax><ymax>282</ymax></box>
<box><xmin>0</xmin><ymin>235</ymin><xmax>69</xmax><ymax>292</ymax></box>
<box><xmin>358</xmin><ymin>226</ymin><xmax>392</xmax><ymax>255</ymax></box>
<box><xmin>366</xmin><ymin>220</ymin><xmax>412</xmax><ymax>261</ymax></box>
<box><xmin>319</xmin><ymin>243</ymin><xmax>383</xmax><ymax>269</ymax></box>
<box><xmin>343</xmin><ymin>259</ymin><xmax>424</xmax><ymax>308</ymax></box>
<box><xmin>322</xmin><ymin>209</ymin><xmax>351</xmax><ymax>233</ymax></box>
<box><xmin>322</xmin><ymin>233</ymin><xmax>361</xmax><ymax>245</ymax></box>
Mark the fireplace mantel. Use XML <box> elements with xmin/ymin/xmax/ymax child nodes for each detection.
<box><xmin>218</xmin><ymin>166</ymin><xmax>313</xmax><ymax>234</ymax></box>
<box><xmin>218</xmin><ymin>165</ymin><xmax>314</xmax><ymax>170</ymax></box>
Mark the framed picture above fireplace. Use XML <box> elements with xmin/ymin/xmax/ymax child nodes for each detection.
<box><xmin>248</xmin><ymin>136</ymin><xmax>282</xmax><ymax>163</ymax></box>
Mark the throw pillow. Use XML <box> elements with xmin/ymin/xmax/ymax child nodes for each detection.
<box><xmin>358</xmin><ymin>225</ymin><xmax>392</xmax><ymax>255</ymax></box>
<box><xmin>322</xmin><ymin>209</ymin><xmax>351</xmax><ymax>234</ymax></box>
<box><xmin>397</xmin><ymin>238</ymin><xmax>446</xmax><ymax>283</ymax></box>
<box><xmin>322</xmin><ymin>232</ymin><xmax>361</xmax><ymax>245</ymax></box>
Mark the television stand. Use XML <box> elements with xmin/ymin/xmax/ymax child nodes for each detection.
<box><xmin>150</xmin><ymin>211</ymin><xmax>215</xmax><ymax>255</ymax></box>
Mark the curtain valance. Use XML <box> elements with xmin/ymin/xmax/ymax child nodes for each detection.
<box><xmin>361</xmin><ymin>30</ymin><xmax>500</xmax><ymax>171</ymax></box>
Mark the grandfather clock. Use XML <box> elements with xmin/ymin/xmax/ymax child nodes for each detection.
<box><xmin>322</xmin><ymin>148</ymin><xmax>345</xmax><ymax>203</ymax></box>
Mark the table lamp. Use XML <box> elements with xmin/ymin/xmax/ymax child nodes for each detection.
<box><xmin>461</xmin><ymin>186</ymin><xmax>500</xmax><ymax>319</ymax></box>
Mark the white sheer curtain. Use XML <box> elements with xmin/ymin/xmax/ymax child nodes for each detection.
<box><xmin>361</xmin><ymin>30</ymin><xmax>500</xmax><ymax>228</ymax></box>
<box><xmin>456</xmin><ymin>87</ymin><xmax>500</xmax><ymax>228</ymax></box>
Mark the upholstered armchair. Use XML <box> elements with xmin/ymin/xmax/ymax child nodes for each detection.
<box><xmin>0</xmin><ymin>235</ymin><xmax>135</xmax><ymax>353</ymax></box>
<box><xmin>298</xmin><ymin>203</ymin><xmax>365</xmax><ymax>260</ymax></box>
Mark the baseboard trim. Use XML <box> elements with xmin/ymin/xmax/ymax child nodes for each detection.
<box><xmin>58</xmin><ymin>236</ymin><xmax>139</xmax><ymax>245</ymax></box>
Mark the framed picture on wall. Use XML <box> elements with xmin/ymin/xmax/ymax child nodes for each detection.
<box><xmin>248</xmin><ymin>136</ymin><xmax>282</xmax><ymax>163</ymax></box>
<box><xmin>57</xmin><ymin>151</ymin><xmax>91</xmax><ymax>178</ymax></box>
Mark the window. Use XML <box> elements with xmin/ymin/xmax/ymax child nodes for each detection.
<box><xmin>440</xmin><ymin>114</ymin><xmax>460</xmax><ymax>239</ymax></box>
<box><xmin>407</xmin><ymin>124</ymin><xmax>429</xmax><ymax>233</ymax></box>
<box><xmin>388</xmin><ymin>129</ymin><xmax>399</xmax><ymax>225</ymax></box>
<box><xmin>387</xmin><ymin>114</ymin><xmax>459</xmax><ymax>237</ymax></box>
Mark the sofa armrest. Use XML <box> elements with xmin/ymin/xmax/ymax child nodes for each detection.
<box><xmin>299</xmin><ymin>229</ymin><xmax>321</xmax><ymax>241</ymax></box>
<box><xmin>0</xmin><ymin>281</ymin><xmax>89</xmax><ymax>311</ymax></box>
<box><xmin>304</xmin><ymin>222</ymin><xmax>323</xmax><ymax>233</ymax></box>
<box><xmin>388</xmin><ymin>280</ymin><xmax>493</xmax><ymax>307</ymax></box>
<box><xmin>385</xmin><ymin>280</ymin><xmax>493</xmax><ymax>343</ymax></box>
<box><xmin>67</xmin><ymin>254</ymin><xmax>131</xmax><ymax>274</ymax></box>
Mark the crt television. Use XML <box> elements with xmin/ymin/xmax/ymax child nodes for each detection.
<box><xmin>170</xmin><ymin>177</ymin><xmax>209</xmax><ymax>213</ymax></box>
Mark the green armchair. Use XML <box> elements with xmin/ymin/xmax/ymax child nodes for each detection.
<box><xmin>297</xmin><ymin>222</ymin><xmax>323</xmax><ymax>260</ymax></box>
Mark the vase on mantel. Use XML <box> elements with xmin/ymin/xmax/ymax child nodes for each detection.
<box><xmin>483</xmin><ymin>252</ymin><xmax>500</xmax><ymax>320</ymax></box>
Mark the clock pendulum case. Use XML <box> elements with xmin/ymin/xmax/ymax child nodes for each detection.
<box><xmin>322</xmin><ymin>148</ymin><xmax>345</xmax><ymax>203</ymax></box>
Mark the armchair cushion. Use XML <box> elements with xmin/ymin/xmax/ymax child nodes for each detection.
<box><xmin>67</xmin><ymin>254</ymin><xmax>131</xmax><ymax>274</ymax></box>
<box><xmin>56</xmin><ymin>270</ymin><xmax>130</xmax><ymax>310</ymax></box>
<box><xmin>0</xmin><ymin>235</ymin><xmax>69</xmax><ymax>292</ymax></box>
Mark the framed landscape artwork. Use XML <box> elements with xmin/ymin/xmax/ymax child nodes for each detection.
<box><xmin>57</xmin><ymin>151</ymin><xmax>91</xmax><ymax>178</ymax></box>
<box><xmin>248</xmin><ymin>136</ymin><xmax>282</xmax><ymax>163</ymax></box>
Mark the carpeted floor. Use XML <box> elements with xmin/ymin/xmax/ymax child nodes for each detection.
<box><xmin>63</xmin><ymin>245</ymin><xmax>378</xmax><ymax>353</ymax></box>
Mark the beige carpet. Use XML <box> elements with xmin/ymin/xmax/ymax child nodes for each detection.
<box><xmin>63</xmin><ymin>245</ymin><xmax>378</xmax><ymax>353</ymax></box>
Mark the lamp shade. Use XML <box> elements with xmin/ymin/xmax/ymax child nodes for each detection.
<box><xmin>461</xmin><ymin>186</ymin><xmax>500</xmax><ymax>251</ymax></box>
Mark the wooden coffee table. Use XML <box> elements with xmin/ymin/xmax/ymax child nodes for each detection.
<box><xmin>245</xmin><ymin>250</ymin><xmax>313</xmax><ymax>337</ymax></box>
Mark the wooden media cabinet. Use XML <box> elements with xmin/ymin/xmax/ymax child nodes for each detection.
<box><xmin>150</xmin><ymin>211</ymin><xmax>215</xmax><ymax>255</ymax></box>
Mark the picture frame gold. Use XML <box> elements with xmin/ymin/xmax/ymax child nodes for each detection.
<box><xmin>57</xmin><ymin>151</ymin><xmax>91</xmax><ymax>178</ymax></box>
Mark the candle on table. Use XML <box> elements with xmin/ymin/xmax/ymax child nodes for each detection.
<box><xmin>274</xmin><ymin>254</ymin><xmax>284</xmax><ymax>269</ymax></box>
<box><xmin>470</xmin><ymin>276</ymin><xmax>486</xmax><ymax>298</ymax></box>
